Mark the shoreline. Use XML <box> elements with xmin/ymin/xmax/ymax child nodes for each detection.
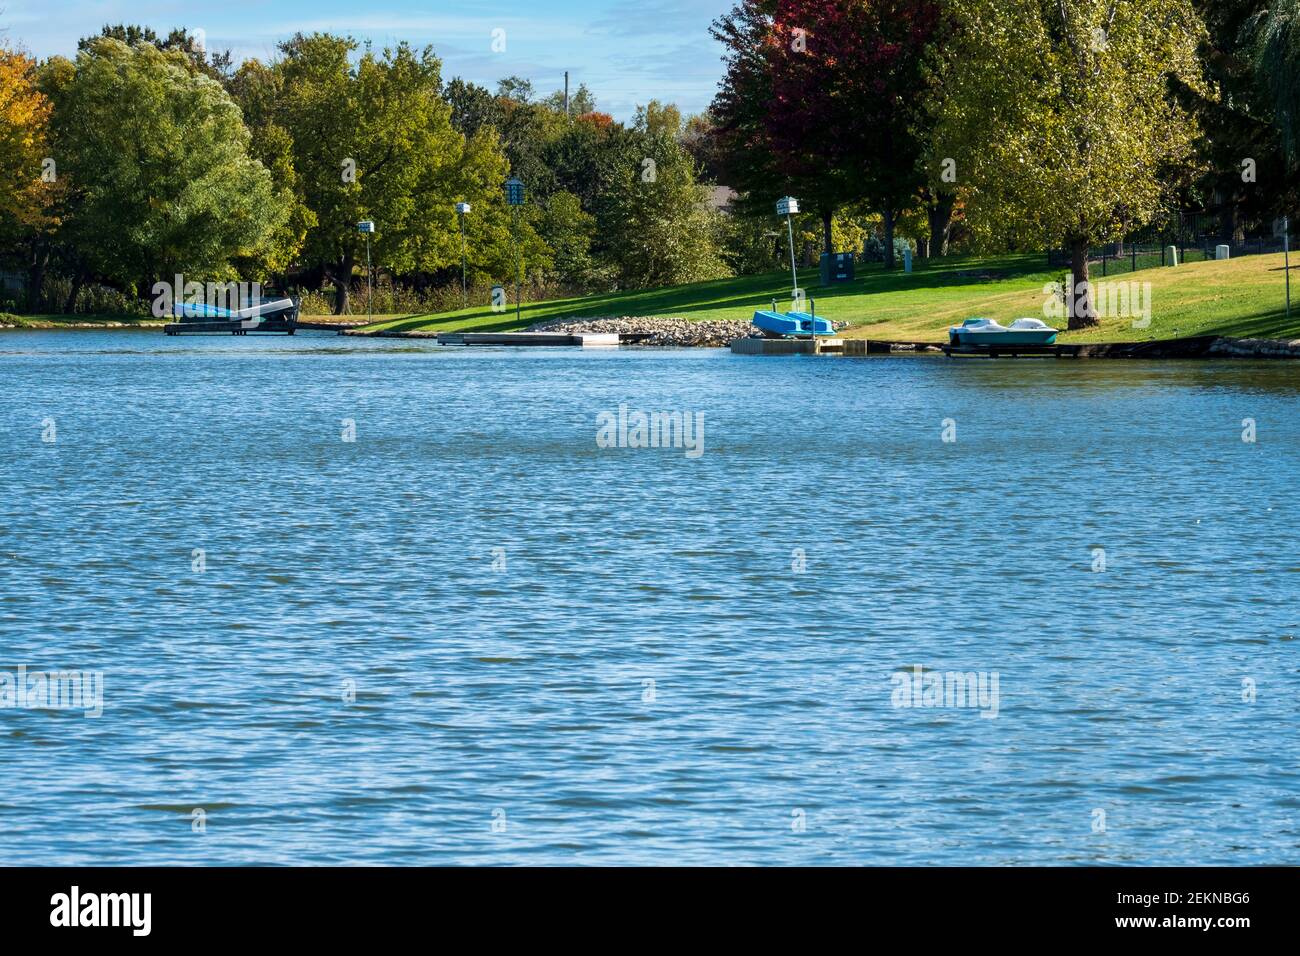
<box><xmin>7</xmin><ymin>317</ymin><xmax>1300</xmax><ymax>360</ymax></box>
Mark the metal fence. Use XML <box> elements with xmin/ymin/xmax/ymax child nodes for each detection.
<box><xmin>1047</xmin><ymin>209</ymin><xmax>1291</xmax><ymax>276</ymax></box>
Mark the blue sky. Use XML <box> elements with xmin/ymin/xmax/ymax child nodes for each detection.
<box><xmin>1</xmin><ymin>0</ymin><xmax>735</xmax><ymax>121</ymax></box>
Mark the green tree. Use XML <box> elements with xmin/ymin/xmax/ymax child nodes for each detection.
<box><xmin>596</xmin><ymin>131</ymin><xmax>730</xmax><ymax>289</ymax></box>
<box><xmin>79</xmin><ymin>24</ymin><xmax>233</xmax><ymax>81</ymax></box>
<box><xmin>537</xmin><ymin>190</ymin><xmax>597</xmax><ymax>289</ymax></box>
<box><xmin>225</xmin><ymin>59</ymin><xmax>312</xmax><ymax>279</ymax></box>
<box><xmin>1251</xmin><ymin>0</ymin><xmax>1300</xmax><ymax>168</ymax></box>
<box><xmin>634</xmin><ymin>101</ymin><xmax>683</xmax><ymax>138</ymax></box>
<box><xmin>445</xmin><ymin>78</ymin><xmax>503</xmax><ymax>139</ymax></box>
<box><xmin>42</xmin><ymin>38</ymin><xmax>289</xmax><ymax>303</ymax></box>
<box><xmin>274</xmin><ymin>35</ymin><xmax>482</xmax><ymax>313</ymax></box>
<box><xmin>934</xmin><ymin>0</ymin><xmax>1206</xmax><ymax>328</ymax></box>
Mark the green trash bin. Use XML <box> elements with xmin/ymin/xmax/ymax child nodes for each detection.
<box><xmin>819</xmin><ymin>252</ymin><xmax>855</xmax><ymax>285</ymax></box>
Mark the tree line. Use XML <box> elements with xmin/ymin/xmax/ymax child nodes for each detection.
<box><xmin>707</xmin><ymin>0</ymin><xmax>1300</xmax><ymax>327</ymax></box>
<box><xmin>2</xmin><ymin>3</ymin><xmax>1299</xmax><ymax>326</ymax></box>
<box><xmin>0</xmin><ymin>26</ymin><xmax>740</xmax><ymax>316</ymax></box>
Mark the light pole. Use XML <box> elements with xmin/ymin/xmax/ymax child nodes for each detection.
<box><xmin>456</xmin><ymin>202</ymin><xmax>472</xmax><ymax>311</ymax></box>
<box><xmin>776</xmin><ymin>196</ymin><xmax>801</xmax><ymax>315</ymax></box>
<box><xmin>356</xmin><ymin>220</ymin><xmax>375</xmax><ymax>324</ymax></box>
<box><xmin>1285</xmin><ymin>216</ymin><xmax>1292</xmax><ymax>321</ymax></box>
<box><xmin>505</xmin><ymin>178</ymin><xmax>525</xmax><ymax>326</ymax></box>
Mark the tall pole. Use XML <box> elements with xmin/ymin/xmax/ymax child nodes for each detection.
<box><xmin>513</xmin><ymin>204</ymin><xmax>522</xmax><ymax>325</ymax></box>
<box><xmin>1285</xmin><ymin>216</ymin><xmax>1292</xmax><ymax>320</ymax></box>
<box><xmin>786</xmin><ymin>212</ymin><xmax>798</xmax><ymax>308</ymax></box>
<box><xmin>458</xmin><ymin>211</ymin><xmax>468</xmax><ymax>310</ymax></box>
<box><xmin>564</xmin><ymin>71</ymin><xmax>570</xmax><ymax>119</ymax></box>
<box><xmin>505</xmin><ymin>178</ymin><xmax>525</xmax><ymax>325</ymax></box>
<box><xmin>356</xmin><ymin>221</ymin><xmax>376</xmax><ymax>322</ymax></box>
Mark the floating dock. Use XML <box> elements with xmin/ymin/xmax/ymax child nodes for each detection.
<box><xmin>164</xmin><ymin>317</ymin><xmax>297</xmax><ymax>335</ymax></box>
<box><xmin>163</xmin><ymin>318</ymin><xmax>366</xmax><ymax>336</ymax></box>
<box><xmin>730</xmin><ymin>338</ymin><xmax>843</xmax><ymax>355</ymax></box>
<box><xmin>436</xmin><ymin>331</ymin><xmax>623</xmax><ymax>347</ymax></box>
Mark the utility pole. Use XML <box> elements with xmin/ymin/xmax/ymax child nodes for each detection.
<box><xmin>564</xmin><ymin>71</ymin><xmax>570</xmax><ymax>119</ymax></box>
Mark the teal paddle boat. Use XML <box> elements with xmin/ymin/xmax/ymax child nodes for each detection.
<box><xmin>948</xmin><ymin>317</ymin><xmax>1059</xmax><ymax>348</ymax></box>
<box><xmin>753</xmin><ymin>299</ymin><xmax>835</xmax><ymax>338</ymax></box>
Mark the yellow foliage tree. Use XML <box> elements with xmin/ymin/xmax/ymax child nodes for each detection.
<box><xmin>0</xmin><ymin>46</ymin><xmax>56</xmax><ymax>231</ymax></box>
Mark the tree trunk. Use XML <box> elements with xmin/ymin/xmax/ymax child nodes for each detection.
<box><xmin>333</xmin><ymin>251</ymin><xmax>355</xmax><ymax>315</ymax></box>
<box><xmin>926</xmin><ymin>193</ymin><xmax>955</xmax><ymax>258</ymax></box>
<box><xmin>883</xmin><ymin>205</ymin><xmax>896</xmax><ymax>270</ymax></box>
<box><xmin>821</xmin><ymin>208</ymin><xmax>834</xmax><ymax>256</ymax></box>
<box><xmin>26</xmin><ymin>241</ymin><xmax>49</xmax><ymax>313</ymax></box>
<box><xmin>64</xmin><ymin>271</ymin><xmax>85</xmax><ymax>314</ymax></box>
<box><xmin>1068</xmin><ymin>238</ymin><xmax>1098</xmax><ymax>330</ymax></box>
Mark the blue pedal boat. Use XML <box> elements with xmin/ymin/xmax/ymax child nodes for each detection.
<box><xmin>753</xmin><ymin>310</ymin><xmax>835</xmax><ymax>338</ymax></box>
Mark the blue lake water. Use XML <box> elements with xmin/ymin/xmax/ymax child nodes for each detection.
<box><xmin>0</xmin><ymin>329</ymin><xmax>1297</xmax><ymax>865</ymax></box>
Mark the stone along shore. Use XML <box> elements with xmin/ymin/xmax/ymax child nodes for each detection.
<box><xmin>527</xmin><ymin>317</ymin><xmax>760</xmax><ymax>347</ymax></box>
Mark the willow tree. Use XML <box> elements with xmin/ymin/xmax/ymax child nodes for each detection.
<box><xmin>934</xmin><ymin>0</ymin><xmax>1205</xmax><ymax>328</ymax></box>
<box><xmin>1252</xmin><ymin>0</ymin><xmax>1300</xmax><ymax>167</ymax></box>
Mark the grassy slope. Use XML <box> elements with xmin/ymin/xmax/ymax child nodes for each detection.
<box><xmin>354</xmin><ymin>251</ymin><xmax>1297</xmax><ymax>344</ymax></box>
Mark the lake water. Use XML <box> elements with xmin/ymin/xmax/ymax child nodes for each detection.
<box><xmin>1</xmin><ymin>329</ymin><xmax>1297</xmax><ymax>865</ymax></box>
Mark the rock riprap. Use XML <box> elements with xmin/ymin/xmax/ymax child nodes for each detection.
<box><xmin>527</xmin><ymin>316</ymin><xmax>759</xmax><ymax>347</ymax></box>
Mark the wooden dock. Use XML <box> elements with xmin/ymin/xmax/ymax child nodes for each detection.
<box><xmin>436</xmin><ymin>331</ymin><xmax>622</xmax><ymax>347</ymax></box>
<box><xmin>729</xmin><ymin>337</ymin><xmax>844</xmax><ymax>355</ymax></box>
<box><xmin>164</xmin><ymin>317</ymin><xmax>297</xmax><ymax>335</ymax></box>
<box><xmin>733</xmin><ymin>335</ymin><xmax>1245</xmax><ymax>360</ymax></box>
<box><xmin>163</xmin><ymin>317</ymin><xmax>366</xmax><ymax>336</ymax></box>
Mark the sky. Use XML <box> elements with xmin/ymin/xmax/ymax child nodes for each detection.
<box><xmin>0</xmin><ymin>0</ymin><xmax>736</xmax><ymax>121</ymax></box>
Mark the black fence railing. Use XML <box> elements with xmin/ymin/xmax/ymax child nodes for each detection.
<box><xmin>1048</xmin><ymin>236</ymin><xmax>1287</xmax><ymax>276</ymax></box>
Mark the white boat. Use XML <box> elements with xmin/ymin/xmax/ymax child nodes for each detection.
<box><xmin>948</xmin><ymin>317</ymin><xmax>1059</xmax><ymax>347</ymax></box>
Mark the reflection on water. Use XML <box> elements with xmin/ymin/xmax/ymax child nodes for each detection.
<box><xmin>0</xmin><ymin>330</ymin><xmax>1297</xmax><ymax>865</ymax></box>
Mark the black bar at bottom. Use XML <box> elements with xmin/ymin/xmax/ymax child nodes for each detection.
<box><xmin>0</xmin><ymin>866</ymin><xmax>1287</xmax><ymax>942</ymax></box>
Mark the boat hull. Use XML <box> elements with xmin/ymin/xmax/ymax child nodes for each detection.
<box><xmin>950</xmin><ymin>330</ymin><xmax>1058</xmax><ymax>347</ymax></box>
<box><xmin>753</xmin><ymin>310</ymin><xmax>835</xmax><ymax>337</ymax></box>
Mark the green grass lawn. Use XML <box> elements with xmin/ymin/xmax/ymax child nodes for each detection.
<box><xmin>353</xmin><ymin>251</ymin><xmax>1298</xmax><ymax>344</ymax></box>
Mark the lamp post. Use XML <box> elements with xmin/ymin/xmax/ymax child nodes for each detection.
<box><xmin>1285</xmin><ymin>216</ymin><xmax>1292</xmax><ymax>321</ymax></box>
<box><xmin>356</xmin><ymin>220</ymin><xmax>375</xmax><ymax>324</ymax></box>
<box><xmin>455</xmin><ymin>202</ymin><xmax>472</xmax><ymax>310</ymax></box>
<box><xmin>505</xmin><ymin>178</ymin><xmax>525</xmax><ymax>326</ymax></box>
<box><xmin>776</xmin><ymin>196</ymin><xmax>801</xmax><ymax>315</ymax></box>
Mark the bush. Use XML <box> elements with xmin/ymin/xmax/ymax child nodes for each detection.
<box><xmin>38</xmin><ymin>278</ymin><xmax>150</xmax><ymax>316</ymax></box>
